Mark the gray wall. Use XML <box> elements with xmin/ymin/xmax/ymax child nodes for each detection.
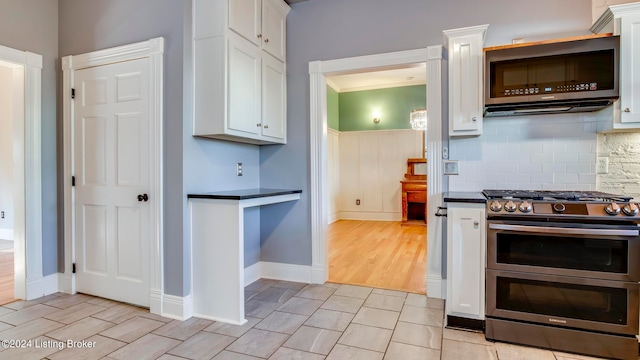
<box><xmin>0</xmin><ymin>0</ymin><xmax>58</xmax><ymax>275</ymax></box>
<box><xmin>59</xmin><ymin>0</ymin><xmax>262</xmax><ymax>297</ymax></box>
<box><xmin>259</xmin><ymin>0</ymin><xmax>593</xmax><ymax>265</ymax></box>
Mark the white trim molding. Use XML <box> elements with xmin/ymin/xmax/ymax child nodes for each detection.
<box><xmin>162</xmin><ymin>293</ymin><xmax>193</xmax><ymax>321</ymax></box>
<box><xmin>27</xmin><ymin>273</ymin><xmax>58</xmax><ymax>299</ymax></box>
<box><xmin>244</xmin><ymin>261</ymin><xmax>314</xmax><ymax>287</ymax></box>
<box><xmin>0</xmin><ymin>44</ymin><xmax>43</xmax><ymax>301</ymax></box>
<box><xmin>62</xmin><ymin>38</ymin><xmax>165</xmax><ymax>314</ymax></box>
<box><xmin>426</xmin><ymin>45</ymin><xmax>447</xmax><ymax>300</ymax></box>
<box><xmin>308</xmin><ymin>48</ymin><xmax>434</xmax><ymax>289</ymax></box>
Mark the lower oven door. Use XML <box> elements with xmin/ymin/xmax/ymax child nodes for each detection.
<box><xmin>486</xmin><ymin>269</ymin><xmax>639</xmax><ymax>336</ymax></box>
<box><xmin>487</xmin><ymin>221</ymin><xmax>640</xmax><ymax>281</ymax></box>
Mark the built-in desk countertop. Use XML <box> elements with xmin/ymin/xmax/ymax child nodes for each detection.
<box><xmin>188</xmin><ymin>188</ymin><xmax>302</xmax><ymax>324</ymax></box>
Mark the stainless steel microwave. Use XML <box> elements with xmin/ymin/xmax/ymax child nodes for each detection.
<box><xmin>484</xmin><ymin>35</ymin><xmax>620</xmax><ymax>117</ymax></box>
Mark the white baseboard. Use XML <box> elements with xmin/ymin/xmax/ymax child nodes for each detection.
<box><xmin>427</xmin><ymin>275</ymin><xmax>444</xmax><ymax>299</ymax></box>
<box><xmin>0</xmin><ymin>229</ymin><xmax>13</xmax><ymax>241</ymax></box>
<box><xmin>162</xmin><ymin>293</ymin><xmax>193</xmax><ymax>321</ymax></box>
<box><xmin>57</xmin><ymin>272</ymin><xmax>75</xmax><ymax>294</ymax></box>
<box><xmin>328</xmin><ymin>212</ymin><xmax>339</xmax><ymax>224</ymax></box>
<box><xmin>244</xmin><ymin>262</ymin><xmax>261</xmax><ymax>286</ymax></box>
<box><xmin>260</xmin><ymin>262</ymin><xmax>313</xmax><ymax>283</ymax></box>
<box><xmin>242</xmin><ymin>261</ymin><xmax>314</xmax><ymax>285</ymax></box>
<box><xmin>25</xmin><ymin>273</ymin><xmax>59</xmax><ymax>300</ymax></box>
<box><xmin>337</xmin><ymin>211</ymin><xmax>401</xmax><ymax>221</ymax></box>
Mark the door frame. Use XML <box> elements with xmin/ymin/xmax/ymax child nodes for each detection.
<box><xmin>308</xmin><ymin>46</ymin><xmax>447</xmax><ymax>298</ymax></box>
<box><xmin>0</xmin><ymin>44</ymin><xmax>42</xmax><ymax>301</ymax></box>
<box><xmin>62</xmin><ymin>38</ymin><xmax>165</xmax><ymax>314</ymax></box>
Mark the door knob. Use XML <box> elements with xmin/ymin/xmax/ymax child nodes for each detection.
<box><xmin>137</xmin><ymin>193</ymin><xmax>149</xmax><ymax>202</ymax></box>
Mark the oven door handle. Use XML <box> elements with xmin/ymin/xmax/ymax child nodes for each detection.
<box><xmin>488</xmin><ymin>223</ymin><xmax>639</xmax><ymax>236</ymax></box>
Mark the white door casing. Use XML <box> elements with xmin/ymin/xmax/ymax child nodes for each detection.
<box><xmin>0</xmin><ymin>45</ymin><xmax>43</xmax><ymax>300</ymax></box>
<box><xmin>73</xmin><ymin>58</ymin><xmax>151</xmax><ymax>307</ymax></box>
<box><xmin>308</xmin><ymin>47</ymin><xmax>445</xmax><ymax>294</ymax></box>
<box><xmin>62</xmin><ymin>38</ymin><xmax>164</xmax><ymax>314</ymax></box>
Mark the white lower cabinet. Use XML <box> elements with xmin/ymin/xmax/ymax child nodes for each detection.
<box><xmin>446</xmin><ymin>202</ymin><xmax>486</xmax><ymax>320</ymax></box>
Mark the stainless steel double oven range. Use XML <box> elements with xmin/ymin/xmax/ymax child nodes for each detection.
<box><xmin>483</xmin><ymin>190</ymin><xmax>640</xmax><ymax>360</ymax></box>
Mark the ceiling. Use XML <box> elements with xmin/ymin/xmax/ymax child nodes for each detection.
<box><xmin>326</xmin><ymin>64</ymin><xmax>427</xmax><ymax>93</ymax></box>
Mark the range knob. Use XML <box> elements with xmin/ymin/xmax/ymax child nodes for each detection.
<box><xmin>489</xmin><ymin>200</ymin><xmax>502</xmax><ymax>212</ymax></box>
<box><xmin>504</xmin><ymin>200</ymin><xmax>517</xmax><ymax>212</ymax></box>
<box><xmin>553</xmin><ymin>203</ymin><xmax>566</xmax><ymax>213</ymax></box>
<box><xmin>518</xmin><ymin>200</ymin><xmax>532</xmax><ymax>213</ymax></box>
<box><xmin>622</xmin><ymin>203</ymin><xmax>639</xmax><ymax>216</ymax></box>
<box><xmin>605</xmin><ymin>202</ymin><xmax>621</xmax><ymax>216</ymax></box>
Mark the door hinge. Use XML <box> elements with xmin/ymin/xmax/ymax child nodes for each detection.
<box><xmin>72</xmin><ymin>176</ymin><xmax>75</xmax><ymax>186</ymax></box>
<box><xmin>71</xmin><ymin>88</ymin><xmax>75</xmax><ymax>99</ymax></box>
<box><xmin>72</xmin><ymin>263</ymin><xmax>76</xmax><ymax>274</ymax></box>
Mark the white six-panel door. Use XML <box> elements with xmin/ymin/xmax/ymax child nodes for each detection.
<box><xmin>74</xmin><ymin>58</ymin><xmax>150</xmax><ymax>307</ymax></box>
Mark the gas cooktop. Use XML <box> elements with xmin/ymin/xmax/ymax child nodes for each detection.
<box><xmin>482</xmin><ymin>189</ymin><xmax>639</xmax><ymax>219</ymax></box>
<box><xmin>482</xmin><ymin>189</ymin><xmax>633</xmax><ymax>202</ymax></box>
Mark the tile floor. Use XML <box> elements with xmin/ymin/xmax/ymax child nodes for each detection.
<box><xmin>0</xmin><ymin>279</ymin><xmax>632</xmax><ymax>359</ymax></box>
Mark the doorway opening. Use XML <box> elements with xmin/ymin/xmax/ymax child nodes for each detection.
<box><xmin>325</xmin><ymin>67</ymin><xmax>427</xmax><ymax>293</ymax></box>
<box><xmin>0</xmin><ymin>44</ymin><xmax>43</xmax><ymax>303</ymax></box>
<box><xmin>0</xmin><ymin>61</ymin><xmax>16</xmax><ymax>304</ymax></box>
<box><xmin>309</xmin><ymin>47</ymin><xmax>445</xmax><ymax>297</ymax></box>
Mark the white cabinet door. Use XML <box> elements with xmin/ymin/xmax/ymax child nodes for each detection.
<box><xmin>619</xmin><ymin>13</ymin><xmax>640</xmax><ymax>124</ymax></box>
<box><xmin>228</xmin><ymin>35</ymin><xmax>261</xmax><ymax>136</ymax></box>
<box><xmin>261</xmin><ymin>53</ymin><xmax>286</xmax><ymax>141</ymax></box>
<box><xmin>444</xmin><ymin>25</ymin><xmax>488</xmax><ymax>137</ymax></box>
<box><xmin>262</xmin><ymin>0</ymin><xmax>287</xmax><ymax>61</ymax></box>
<box><xmin>447</xmin><ymin>203</ymin><xmax>486</xmax><ymax>319</ymax></box>
<box><xmin>228</xmin><ymin>0</ymin><xmax>261</xmax><ymax>46</ymax></box>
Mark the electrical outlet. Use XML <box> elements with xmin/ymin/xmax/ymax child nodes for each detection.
<box><xmin>236</xmin><ymin>162</ymin><xmax>243</xmax><ymax>176</ymax></box>
<box><xmin>596</xmin><ymin>157</ymin><xmax>609</xmax><ymax>174</ymax></box>
<box><xmin>356</xmin><ymin>199</ymin><xmax>361</xmax><ymax>205</ymax></box>
<box><xmin>0</xmin><ymin>211</ymin><xmax>3</xmax><ymax>219</ymax></box>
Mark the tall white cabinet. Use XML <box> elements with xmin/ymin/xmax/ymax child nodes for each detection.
<box><xmin>446</xmin><ymin>202</ymin><xmax>486</xmax><ymax>321</ymax></box>
<box><xmin>194</xmin><ymin>0</ymin><xmax>290</xmax><ymax>145</ymax></box>
<box><xmin>592</xmin><ymin>2</ymin><xmax>640</xmax><ymax>131</ymax></box>
<box><xmin>443</xmin><ymin>25</ymin><xmax>489</xmax><ymax>137</ymax></box>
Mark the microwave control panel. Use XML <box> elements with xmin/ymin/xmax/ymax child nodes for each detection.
<box><xmin>502</xmin><ymin>83</ymin><xmax>598</xmax><ymax>97</ymax></box>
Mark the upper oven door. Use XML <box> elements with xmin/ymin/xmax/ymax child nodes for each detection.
<box><xmin>487</xmin><ymin>220</ymin><xmax>640</xmax><ymax>282</ymax></box>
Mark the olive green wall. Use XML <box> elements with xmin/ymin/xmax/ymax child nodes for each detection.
<box><xmin>338</xmin><ymin>85</ymin><xmax>426</xmax><ymax>132</ymax></box>
<box><xmin>327</xmin><ymin>85</ymin><xmax>339</xmax><ymax>130</ymax></box>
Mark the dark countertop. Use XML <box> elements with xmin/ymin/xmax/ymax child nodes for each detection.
<box><xmin>187</xmin><ymin>188</ymin><xmax>302</xmax><ymax>200</ymax></box>
<box><xmin>444</xmin><ymin>192</ymin><xmax>486</xmax><ymax>204</ymax></box>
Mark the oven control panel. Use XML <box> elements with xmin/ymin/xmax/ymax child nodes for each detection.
<box><xmin>486</xmin><ymin>200</ymin><xmax>640</xmax><ymax>218</ymax></box>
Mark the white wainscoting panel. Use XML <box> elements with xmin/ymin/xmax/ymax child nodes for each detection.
<box><xmin>333</xmin><ymin>129</ymin><xmax>423</xmax><ymax>221</ymax></box>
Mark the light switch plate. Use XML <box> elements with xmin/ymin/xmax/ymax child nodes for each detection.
<box><xmin>443</xmin><ymin>160</ymin><xmax>459</xmax><ymax>175</ymax></box>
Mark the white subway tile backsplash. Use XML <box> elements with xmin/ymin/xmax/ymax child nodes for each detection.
<box><xmin>542</xmin><ymin>163</ymin><xmax>566</xmax><ymax>174</ymax></box>
<box><xmin>554</xmin><ymin>152</ymin><xmax>578</xmax><ymax>163</ymax></box>
<box><xmin>449</xmin><ymin>115</ymin><xmax>598</xmax><ymax>192</ymax></box>
<box><xmin>566</xmin><ymin>163</ymin><xmax>591</xmax><ymax>174</ymax></box>
<box><xmin>554</xmin><ymin>173</ymin><xmax>579</xmax><ymax>184</ymax></box>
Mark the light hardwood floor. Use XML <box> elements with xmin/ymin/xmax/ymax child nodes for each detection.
<box><xmin>328</xmin><ymin>220</ymin><xmax>426</xmax><ymax>294</ymax></box>
<box><xmin>0</xmin><ymin>244</ymin><xmax>14</xmax><ymax>305</ymax></box>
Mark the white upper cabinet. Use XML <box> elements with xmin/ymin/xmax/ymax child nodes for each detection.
<box><xmin>592</xmin><ymin>3</ymin><xmax>640</xmax><ymax>131</ymax></box>
<box><xmin>229</xmin><ymin>0</ymin><xmax>287</xmax><ymax>62</ymax></box>
<box><xmin>444</xmin><ymin>25</ymin><xmax>489</xmax><ymax>137</ymax></box>
<box><xmin>193</xmin><ymin>0</ymin><xmax>290</xmax><ymax>145</ymax></box>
